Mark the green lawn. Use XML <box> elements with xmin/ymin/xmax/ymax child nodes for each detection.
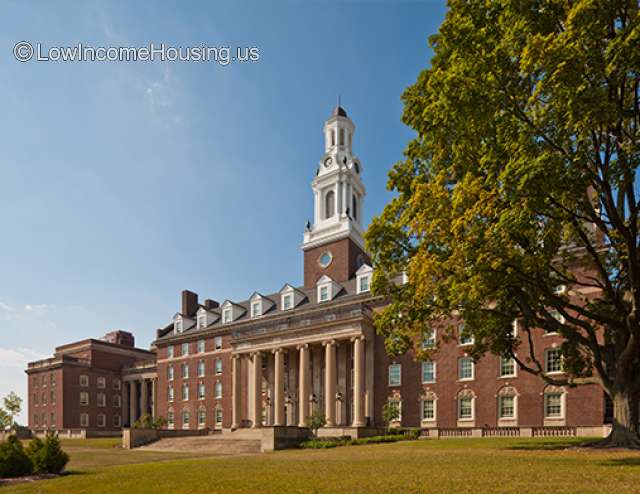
<box><xmin>3</xmin><ymin>437</ymin><xmax>640</xmax><ymax>493</ymax></box>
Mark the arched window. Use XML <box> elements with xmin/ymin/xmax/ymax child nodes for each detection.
<box><xmin>339</xmin><ymin>128</ymin><xmax>345</xmax><ymax>146</ymax></box>
<box><xmin>331</xmin><ymin>129</ymin><xmax>336</xmax><ymax>147</ymax></box>
<box><xmin>325</xmin><ymin>190</ymin><xmax>335</xmax><ymax>219</ymax></box>
<box><xmin>498</xmin><ymin>386</ymin><xmax>518</xmax><ymax>420</ymax></box>
<box><xmin>457</xmin><ymin>389</ymin><xmax>475</xmax><ymax>421</ymax></box>
<box><xmin>352</xmin><ymin>194</ymin><xmax>358</xmax><ymax>220</ymax></box>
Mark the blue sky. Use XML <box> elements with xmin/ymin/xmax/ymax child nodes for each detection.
<box><xmin>0</xmin><ymin>0</ymin><xmax>446</xmax><ymax>421</ymax></box>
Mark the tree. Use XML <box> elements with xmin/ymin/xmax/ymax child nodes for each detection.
<box><xmin>0</xmin><ymin>435</ymin><xmax>32</xmax><ymax>478</ymax></box>
<box><xmin>382</xmin><ymin>403</ymin><xmax>400</xmax><ymax>434</ymax></box>
<box><xmin>306</xmin><ymin>409</ymin><xmax>326</xmax><ymax>438</ymax></box>
<box><xmin>0</xmin><ymin>409</ymin><xmax>10</xmax><ymax>432</ymax></box>
<box><xmin>367</xmin><ymin>0</ymin><xmax>640</xmax><ymax>448</ymax></box>
<box><xmin>25</xmin><ymin>433</ymin><xmax>69</xmax><ymax>474</ymax></box>
<box><xmin>3</xmin><ymin>392</ymin><xmax>22</xmax><ymax>428</ymax></box>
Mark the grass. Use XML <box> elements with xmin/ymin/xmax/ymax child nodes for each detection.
<box><xmin>4</xmin><ymin>436</ymin><xmax>640</xmax><ymax>493</ymax></box>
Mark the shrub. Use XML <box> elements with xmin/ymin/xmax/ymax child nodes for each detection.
<box><xmin>0</xmin><ymin>435</ymin><xmax>32</xmax><ymax>478</ymax></box>
<box><xmin>299</xmin><ymin>433</ymin><xmax>417</xmax><ymax>449</ymax></box>
<box><xmin>26</xmin><ymin>432</ymin><xmax>69</xmax><ymax>474</ymax></box>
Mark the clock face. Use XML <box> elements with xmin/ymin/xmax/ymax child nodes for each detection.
<box><xmin>319</xmin><ymin>251</ymin><xmax>333</xmax><ymax>268</ymax></box>
<box><xmin>324</xmin><ymin>157</ymin><xmax>333</xmax><ymax>168</ymax></box>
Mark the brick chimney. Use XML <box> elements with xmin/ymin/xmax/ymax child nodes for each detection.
<box><xmin>181</xmin><ymin>290</ymin><xmax>199</xmax><ymax>316</ymax></box>
<box><xmin>204</xmin><ymin>299</ymin><xmax>219</xmax><ymax>310</ymax></box>
<box><xmin>102</xmin><ymin>330</ymin><xmax>135</xmax><ymax>347</ymax></box>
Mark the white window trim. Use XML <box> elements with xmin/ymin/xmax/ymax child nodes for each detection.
<box><xmin>198</xmin><ymin>383</ymin><xmax>206</xmax><ymax>400</ymax></box>
<box><xmin>458</xmin><ymin>357</ymin><xmax>475</xmax><ymax>381</ymax></box>
<box><xmin>422</xmin><ymin>329</ymin><xmax>436</xmax><ymax>349</ymax></box>
<box><xmin>544</xmin><ymin>391</ymin><xmax>566</xmax><ymax>420</ymax></box>
<box><xmin>197</xmin><ymin>314</ymin><xmax>207</xmax><ymax>329</ymax></box>
<box><xmin>457</xmin><ymin>396</ymin><xmax>475</xmax><ymax>421</ymax></box>
<box><xmin>222</xmin><ymin>308</ymin><xmax>233</xmax><ymax>324</ymax></box>
<box><xmin>387</xmin><ymin>398</ymin><xmax>402</xmax><ymax>422</ymax></box>
<box><xmin>544</xmin><ymin>348</ymin><xmax>564</xmax><ymax>375</ymax></box>
<box><xmin>80</xmin><ymin>375</ymin><xmax>89</xmax><ymax>387</ymax></box>
<box><xmin>214</xmin><ymin>336</ymin><xmax>223</xmax><ymax>350</ymax></box>
<box><xmin>422</xmin><ymin>361</ymin><xmax>436</xmax><ymax>384</ymax></box>
<box><xmin>282</xmin><ymin>293</ymin><xmax>293</xmax><ymax>311</ymax></box>
<box><xmin>499</xmin><ymin>356</ymin><xmax>517</xmax><ymax>378</ymax></box>
<box><xmin>498</xmin><ymin>394</ymin><xmax>518</xmax><ymax>420</ymax></box>
<box><xmin>458</xmin><ymin>324</ymin><xmax>475</xmax><ymax>346</ymax></box>
<box><xmin>388</xmin><ymin>363</ymin><xmax>402</xmax><ymax>386</ymax></box>
<box><xmin>215</xmin><ymin>381</ymin><xmax>223</xmax><ymax>399</ymax></box>
<box><xmin>318</xmin><ymin>284</ymin><xmax>330</xmax><ymax>303</ymax></box>
<box><xmin>80</xmin><ymin>413</ymin><xmax>89</xmax><ymax>428</ymax></box>
<box><xmin>251</xmin><ymin>301</ymin><xmax>262</xmax><ymax>318</ymax></box>
<box><xmin>420</xmin><ymin>398</ymin><xmax>437</xmax><ymax>423</ymax></box>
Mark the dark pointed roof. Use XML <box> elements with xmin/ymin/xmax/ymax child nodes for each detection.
<box><xmin>332</xmin><ymin>105</ymin><xmax>347</xmax><ymax>117</ymax></box>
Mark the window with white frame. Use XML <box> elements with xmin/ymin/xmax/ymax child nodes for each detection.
<box><xmin>499</xmin><ymin>357</ymin><xmax>516</xmax><ymax>377</ymax></box>
<box><xmin>167</xmin><ymin>345</ymin><xmax>174</xmax><ymax>358</ymax></box>
<box><xmin>457</xmin><ymin>394</ymin><xmax>474</xmax><ymax>420</ymax></box>
<box><xmin>511</xmin><ymin>319</ymin><xmax>518</xmax><ymax>337</ymax></box>
<box><xmin>113</xmin><ymin>394</ymin><xmax>121</xmax><ymax>408</ymax></box>
<box><xmin>545</xmin><ymin>348</ymin><xmax>562</xmax><ymax>373</ymax></box>
<box><xmin>422</xmin><ymin>361</ymin><xmax>436</xmax><ymax>384</ymax></box>
<box><xmin>168</xmin><ymin>386</ymin><xmax>174</xmax><ymax>402</ymax></box>
<box><xmin>387</xmin><ymin>398</ymin><xmax>402</xmax><ymax>421</ymax></box>
<box><xmin>168</xmin><ymin>365</ymin><xmax>174</xmax><ymax>381</ymax></box>
<box><xmin>182</xmin><ymin>363</ymin><xmax>189</xmax><ymax>379</ymax></box>
<box><xmin>499</xmin><ymin>395</ymin><xmax>515</xmax><ymax>419</ymax></box>
<box><xmin>80</xmin><ymin>392</ymin><xmax>89</xmax><ymax>406</ymax></box>
<box><xmin>182</xmin><ymin>342</ymin><xmax>189</xmax><ymax>356</ymax></box>
<box><xmin>168</xmin><ymin>410</ymin><xmax>175</xmax><ymax>429</ymax></box>
<box><xmin>215</xmin><ymin>406</ymin><xmax>223</xmax><ymax>426</ymax></box>
<box><xmin>182</xmin><ymin>384</ymin><xmax>189</xmax><ymax>401</ymax></box>
<box><xmin>197</xmin><ymin>360</ymin><xmax>205</xmax><ymax>377</ymax></box>
<box><xmin>458</xmin><ymin>323</ymin><xmax>474</xmax><ymax>345</ymax></box>
<box><xmin>388</xmin><ymin>364</ymin><xmax>402</xmax><ymax>386</ymax></box>
<box><xmin>251</xmin><ymin>301</ymin><xmax>262</xmax><ymax>318</ymax></box>
<box><xmin>198</xmin><ymin>383</ymin><xmax>206</xmax><ymax>400</ymax></box>
<box><xmin>97</xmin><ymin>392</ymin><xmax>106</xmax><ymax>407</ymax></box>
<box><xmin>214</xmin><ymin>336</ymin><xmax>222</xmax><ymax>350</ymax></box>
<box><xmin>319</xmin><ymin>285</ymin><xmax>329</xmax><ymax>302</ymax></box>
<box><xmin>114</xmin><ymin>415</ymin><xmax>121</xmax><ymax>427</ymax></box>
<box><xmin>80</xmin><ymin>374</ymin><xmax>89</xmax><ymax>387</ymax></box>
<box><xmin>282</xmin><ymin>293</ymin><xmax>293</xmax><ymax>311</ymax></box>
<box><xmin>80</xmin><ymin>413</ymin><xmax>89</xmax><ymax>427</ymax></box>
<box><xmin>544</xmin><ymin>391</ymin><xmax>564</xmax><ymax>418</ymax></box>
<box><xmin>358</xmin><ymin>275</ymin><xmax>370</xmax><ymax>293</ymax></box>
<box><xmin>50</xmin><ymin>412</ymin><xmax>56</xmax><ymax>427</ymax></box>
<box><xmin>197</xmin><ymin>315</ymin><xmax>207</xmax><ymax>329</ymax></box>
<box><xmin>458</xmin><ymin>357</ymin><xmax>474</xmax><ymax>380</ymax></box>
<box><xmin>421</xmin><ymin>399</ymin><xmax>435</xmax><ymax>421</ymax></box>
<box><xmin>198</xmin><ymin>408</ymin><xmax>206</xmax><ymax>428</ymax></box>
<box><xmin>222</xmin><ymin>308</ymin><xmax>232</xmax><ymax>324</ymax></box>
<box><xmin>174</xmin><ymin>319</ymin><xmax>183</xmax><ymax>333</ymax></box>
<box><xmin>182</xmin><ymin>410</ymin><xmax>190</xmax><ymax>428</ymax></box>
<box><xmin>97</xmin><ymin>413</ymin><xmax>106</xmax><ymax>427</ymax></box>
<box><xmin>215</xmin><ymin>382</ymin><xmax>222</xmax><ymax>399</ymax></box>
<box><xmin>113</xmin><ymin>378</ymin><xmax>121</xmax><ymax>390</ymax></box>
<box><xmin>215</xmin><ymin>358</ymin><xmax>222</xmax><ymax>375</ymax></box>
<box><xmin>97</xmin><ymin>377</ymin><xmax>106</xmax><ymax>388</ymax></box>
<box><xmin>422</xmin><ymin>329</ymin><xmax>436</xmax><ymax>349</ymax></box>
<box><xmin>197</xmin><ymin>339</ymin><xmax>205</xmax><ymax>353</ymax></box>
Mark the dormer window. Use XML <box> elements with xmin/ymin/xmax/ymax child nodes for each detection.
<box><xmin>251</xmin><ymin>301</ymin><xmax>262</xmax><ymax>318</ymax></box>
<box><xmin>280</xmin><ymin>284</ymin><xmax>304</xmax><ymax>311</ymax></box>
<box><xmin>319</xmin><ymin>286</ymin><xmax>329</xmax><ymax>302</ymax></box>
<box><xmin>356</xmin><ymin>264</ymin><xmax>373</xmax><ymax>294</ymax></box>
<box><xmin>223</xmin><ymin>308</ymin><xmax>232</xmax><ymax>324</ymax></box>
<box><xmin>197</xmin><ymin>314</ymin><xmax>207</xmax><ymax>329</ymax></box>
<box><xmin>283</xmin><ymin>294</ymin><xmax>293</xmax><ymax>310</ymax></box>
<box><xmin>316</xmin><ymin>275</ymin><xmax>340</xmax><ymax>303</ymax></box>
<box><xmin>174</xmin><ymin>319</ymin><xmax>183</xmax><ymax>333</ymax></box>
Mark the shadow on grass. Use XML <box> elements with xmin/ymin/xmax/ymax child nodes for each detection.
<box><xmin>600</xmin><ymin>457</ymin><xmax>640</xmax><ymax>467</ymax></box>
<box><xmin>506</xmin><ymin>438</ymin><xmax>600</xmax><ymax>451</ymax></box>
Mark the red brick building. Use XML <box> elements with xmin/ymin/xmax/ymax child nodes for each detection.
<box><xmin>27</xmin><ymin>106</ymin><xmax>611</xmax><ymax>438</ymax></box>
<box><xmin>26</xmin><ymin>331</ymin><xmax>154</xmax><ymax>435</ymax></box>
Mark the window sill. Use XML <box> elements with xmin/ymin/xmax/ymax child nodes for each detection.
<box><xmin>498</xmin><ymin>374</ymin><xmax>516</xmax><ymax>379</ymax></box>
<box><xmin>422</xmin><ymin>381</ymin><xmax>436</xmax><ymax>385</ymax></box>
<box><xmin>457</xmin><ymin>378</ymin><xmax>475</xmax><ymax>382</ymax></box>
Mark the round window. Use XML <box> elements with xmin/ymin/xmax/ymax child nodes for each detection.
<box><xmin>319</xmin><ymin>251</ymin><xmax>333</xmax><ymax>268</ymax></box>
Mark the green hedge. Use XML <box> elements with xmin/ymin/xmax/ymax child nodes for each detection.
<box><xmin>300</xmin><ymin>429</ymin><xmax>421</xmax><ymax>449</ymax></box>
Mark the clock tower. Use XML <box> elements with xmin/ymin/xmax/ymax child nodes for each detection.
<box><xmin>302</xmin><ymin>105</ymin><xmax>369</xmax><ymax>288</ymax></box>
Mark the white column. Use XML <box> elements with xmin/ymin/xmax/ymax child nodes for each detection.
<box><xmin>324</xmin><ymin>340</ymin><xmax>337</xmax><ymax>427</ymax></box>
<box><xmin>151</xmin><ymin>378</ymin><xmax>157</xmax><ymax>419</ymax></box>
<box><xmin>232</xmin><ymin>355</ymin><xmax>241</xmax><ymax>429</ymax></box>
<box><xmin>123</xmin><ymin>380</ymin><xmax>130</xmax><ymax>427</ymax></box>
<box><xmin>298</xmin><ymin>344</ymin><xmax>310</xmax><ymax>427</ymax></box>
<box><xmin>352</xmin><ymin>337</ymin><xmax>365</xmax><ymax>427</ymax></box>
<box><xmin>274</xmin><ymin>349</ymin><xmax>285</xmax><ymax>426</ymax></box>
<box><xmin>129</xmin><ymin>381</ymin><xmax>137</xmax><ymax>425</ymax></box>
<box><xmin>140</xmin><ymin>379</ymin><xmax>148</xmax><ymax>419</ymax></box>
<box><xmin>251</xmin><ymin>352</ymin><xmax>262</xmax><ymax>428</ymax></box>
<box><xmin>314</xmin><ymin>191</ymin><xmax>320</xmax><ymax>224</ymax></box>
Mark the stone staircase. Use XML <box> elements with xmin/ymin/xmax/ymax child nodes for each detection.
<box><xmin>138</xmin><ymin>434</ymin><xmax>262</xmax><ymax>454</ymax></box>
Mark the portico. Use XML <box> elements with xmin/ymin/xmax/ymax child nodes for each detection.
<box><xmin>122</xmin><ymin>361</ymin><xmax>157</xmax><ymax>427</ymax></box>
<box><xmin>229</xmin><ymin>301</ymin><xmax>375</xmax><ymax>432</ymax></box>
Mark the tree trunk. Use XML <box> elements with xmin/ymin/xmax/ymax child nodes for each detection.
<box><xmin>599</xmin><ymin>391</ymin><xmax>640</xmax><ymax>448</ymax></box>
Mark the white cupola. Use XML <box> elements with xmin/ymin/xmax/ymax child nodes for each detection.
<box><xmin>302</xmin><ymin>105</ymin><xmax>366</xmax><ymax>251</ymax></box>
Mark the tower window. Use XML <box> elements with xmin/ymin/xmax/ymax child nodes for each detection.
<box><xmin>339</xmin><ymin>128</ymin><xmax>345</xmax><ymax>146</ymax></box>
<box><xmin>352</xmin><ymin>194</ymin><xmax>358</xmax><ymax>221</ymax></box>
<box><xmin>331</xmin><ymin>129</ymin><xmax>336</xmax><ymax>146</ymax></box>
<box><xmin>325</xmin><ymin>190</ymin><xmax>335</xmax><ymax>219</ymax></box>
